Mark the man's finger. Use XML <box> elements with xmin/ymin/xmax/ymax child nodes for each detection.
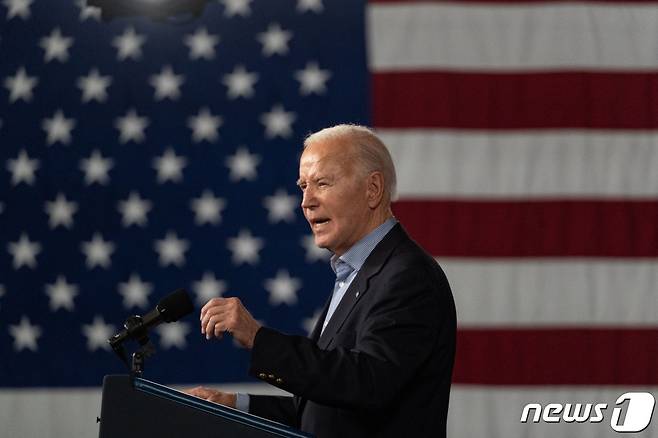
<box><xmin>201</xmin><ymin>308</ymin><xmax>229</xmax><ymax>336</ymax></box>
<box><xmin>203</xmin><ymin>311</ymin><xmax>230</xmax><ymax>339</ymax></box>
<box><xmin>205</xmin><ymin>313</ymin><xmax>229</xmax><ymax>339</ymax></box>
<box><xmin>201</xmin><ymin>297</ymin><xmax>231</xmax><ymax>318</ymax></box>
<box><xmin>185</xmin><ymin>386</ymin><xmax>212</xmax><ymax>399</ymax></box>
<box><xmin>214</xmin><ymin>323</ymin><xmax>231</xmax><ymax>338</ymax></box>
<box><xmin>200</xmin><ymin>297</ymin><xmax>224</xmax><ymax>320</ymax></box>
<box><xmin>200</xmin><ymin>303</ymin><xmax>229</xmax><ymax>334</ymax></box>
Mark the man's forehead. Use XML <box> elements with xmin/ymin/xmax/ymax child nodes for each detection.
<box><xmin>299</xmin><ymin>152</ymin><xmax>353</xmax><ymax>179</ymax></box>
<box><xmin>300</xmin><ymin>140</ymin><xmax>356</xmax><ymax>170</ymax></box>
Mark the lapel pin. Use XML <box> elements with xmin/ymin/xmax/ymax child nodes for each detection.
<box><xmin>355</xmin><ymin>291</ymin><xmax>359</xmax><ymax>298</ymax></box>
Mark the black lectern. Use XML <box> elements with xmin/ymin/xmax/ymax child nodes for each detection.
<box><xmin>98</xmin><ymin>375</ymin><xmax>312</xmax><ymax>438</ymax></box>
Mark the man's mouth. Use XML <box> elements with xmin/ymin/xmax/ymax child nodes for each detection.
<box><xmin>311</xmin><ymin>218</ymin><xmax>330</xmax><ymax>230</ymax></box>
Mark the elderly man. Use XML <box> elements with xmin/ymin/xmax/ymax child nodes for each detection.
<box><xmin>188</xmin><ymin>125</ymin><xmax>456</xmax><ymax>437</ymax></box>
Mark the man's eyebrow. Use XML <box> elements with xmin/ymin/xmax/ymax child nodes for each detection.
<box><xmin>297</xmin><ymin>174</ymin><xmax>333</xmax><ymax>185</ymax></box>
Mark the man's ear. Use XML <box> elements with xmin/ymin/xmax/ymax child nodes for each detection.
<box><xmin>366</xmin><ymin>171</ymin><xmax>385</xmax><ymax>209</ymax></box>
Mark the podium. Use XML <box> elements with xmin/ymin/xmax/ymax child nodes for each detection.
<box><xmin>98</xmin><ymin>375</ymin><xmax>312</xmax><ymax>438</ymax></box>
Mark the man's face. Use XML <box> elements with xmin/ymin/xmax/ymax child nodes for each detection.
<box><xmin>298</xmin><ymin>140</ymin><xmax>373</xmax><ymax>256</ymax></box>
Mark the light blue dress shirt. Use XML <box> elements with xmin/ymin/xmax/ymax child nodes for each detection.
<box><xmin>321</xmin><ymin>217</ymin><xmax>397</xmax><ymax>334</ymax></box>
<box><xmin>236</xmin><ymin>217</ymin><xmax>398</xmax><ymax>412</ymax></box>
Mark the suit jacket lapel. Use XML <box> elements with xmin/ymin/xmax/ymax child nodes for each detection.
<box><xmin>309</xmin><ymin>295</ymin><xmax>331</xmax><ymax>343</ymax></box>
<box><xmin>316</xmin><ymin>224</ymin><xmax>406</xmax><ymax>350</ymax></box>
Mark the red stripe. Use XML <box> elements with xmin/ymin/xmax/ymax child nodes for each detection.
<box><xmin>373</xmin><ymin>72</ymin><xmax>658</xmax><ymax>129</ymax></box>
<box><xmin>454</xmin><ymin>328</ymin><xmax>658</xmax><ymax>385</ymax></box>
<box><xmin>392</xmin><ymin>199</ymin><xmax>658</xmax><ymax>257</ymax></box>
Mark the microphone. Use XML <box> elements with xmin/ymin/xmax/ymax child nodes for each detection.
<box><xmin>108</xmin><ymin>288</ymin><xmax>193</xmax><ymax>349</ymax></box>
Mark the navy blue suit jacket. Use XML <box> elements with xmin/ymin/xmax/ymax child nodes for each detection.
<box><xmin>248</xmin><ymin>224</ymin><xmax>456</xmax><ymax>438</ymax></box>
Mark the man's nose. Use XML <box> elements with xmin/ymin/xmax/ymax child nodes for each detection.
<box><xmin>301</xmin><ymin>187</ymin><xmax>317</xmax><ymax>209</ymax></box>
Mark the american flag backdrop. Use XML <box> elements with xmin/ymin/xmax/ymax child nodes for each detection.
<box><xmin>1</xmin><ymin>0</ymin><xmax>657</xmax><ymax>437</ymax></box>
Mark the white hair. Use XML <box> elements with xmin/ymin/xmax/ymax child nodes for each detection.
<box><xmin>304</xmin><ymin>124</ymin><xmax>397</xmax><ymax>204</ymax></box>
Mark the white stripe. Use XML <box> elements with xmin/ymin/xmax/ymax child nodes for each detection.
<box><xmin>379</xmin><ymin>130</ymin><xmax>658</xmax><ymax>198</ymax></box>
<box><xmin>439</xmin><ymin>259</ymin><xmax>658</xmax><ymax>326</ymax></box>
<box><xmin>449</xmin><ymin>385</ymin><xmax>658</xmax><ymax>438</ymax></box>
<box><xmin>368</xmin><ymin>3</ymin><xmax>658</xmax><ymax>71</ymax></box>
<box><xmin>0</xmin><ymin>387</ymin><xmax>102</xmax><ymax>437</ymax></box>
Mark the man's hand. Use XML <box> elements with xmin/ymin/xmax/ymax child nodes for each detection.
<box><xmin>200</xmin><ymin>297</ymin><xmax>262</xmax><ymax>349</ymax></box>
<box><xmin>184</xmin><ymin>386</ymin><xmax>237</xmax><ymax>408</ymax></box>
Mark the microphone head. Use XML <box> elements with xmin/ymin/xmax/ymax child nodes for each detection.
<box><xmin>157</xmin><ymin>289</ymin><xmax>194</xmax><ymax>322</ymax></box>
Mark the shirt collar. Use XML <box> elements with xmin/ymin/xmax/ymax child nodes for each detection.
<box><xmin>330</xmin><ymin>217</ymin><xmax>397</xmax><ymax>274</ymax></box>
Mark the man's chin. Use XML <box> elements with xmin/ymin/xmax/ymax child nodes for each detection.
<box><xmin>313</xmin><ymin>235</ymin><xmax>331</xmax><ymax>251</ymax></box>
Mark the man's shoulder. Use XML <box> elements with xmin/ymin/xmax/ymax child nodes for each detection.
<box><xmin>386</xmin><ymin>225</ymin><xmax>439</xmax><ymax>268</ymax></box>
<box><xmin>368</xmin><ymin>225</ymin><xmax>454</xmax><ymax>310</ymax></box>
<box><xmin>370</xmin><ymin>224</ymin><xmax>447</xmax><ymax>285</ymax></box>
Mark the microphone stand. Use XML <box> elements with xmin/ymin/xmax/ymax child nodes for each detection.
<box><xmin>110</xmin><ymin>314</ymin><xmax>156</xmax><ymax>380</ymax></box>
<box><xmin>130</xmin><ymin>343</ymin><xmax>155</xmax><ymax>379</ymax></box>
